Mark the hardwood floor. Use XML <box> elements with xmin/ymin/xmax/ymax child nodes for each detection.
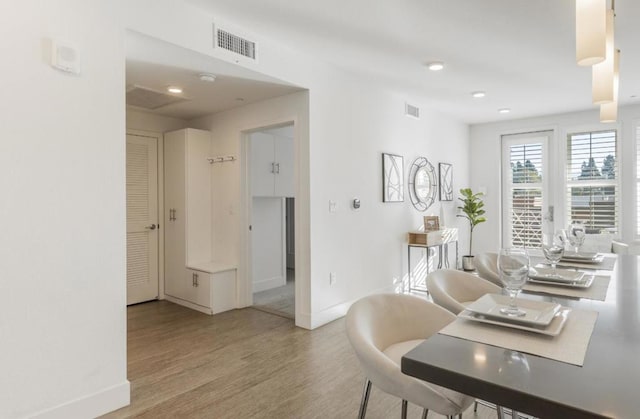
<box><xmin>102</xmin><ymin>301</ymin><xmax>495</xmax><ymax>419</ymax></box>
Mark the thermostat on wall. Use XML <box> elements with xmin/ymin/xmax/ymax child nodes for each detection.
<box><xmin>51</xmin><ymin>40</ymin><xmax>81</xmax><ymax>75</ymax></box>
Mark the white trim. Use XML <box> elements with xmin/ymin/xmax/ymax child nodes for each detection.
<box><xmin>307</xmin><ymin>284</ymin><xmax>398</xmax><ymax>330</ymax></box>
<box><xmin>252</xmin><ymin>276</ymin><xmax>286</xmax><ymax>293</ymax></box>
<box><xmin>30</xmin><ymin>381</ymin><xmax>130</xmax><ymax>419</ymax></box>
<box><xmin>562</xmin><ymin>127</ymin><xmax>621</xmax><ymax>232</ymax></box>
<box><xmin>164</xmin><ymin>295</ymin><xmax>213</xmax><ymax>315</ymax></box>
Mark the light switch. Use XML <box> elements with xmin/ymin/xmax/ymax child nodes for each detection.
<box><xmin>329</xmin><ymin>200</ymin><xmax>337</xmax><ymax>212</ymax></box>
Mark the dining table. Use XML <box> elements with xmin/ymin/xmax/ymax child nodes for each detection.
<box><xmin>401</xmin><ymin>254</ymin><xmax>640</xmax><ymax>419</ymax></box>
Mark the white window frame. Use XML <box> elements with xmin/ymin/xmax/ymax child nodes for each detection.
<box><xmin>563</xmin><ymin>127</ymin><xmax>620</xmax><ymax>235</ymax></box>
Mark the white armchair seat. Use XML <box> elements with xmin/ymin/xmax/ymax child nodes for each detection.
<box><xmin>427</xmin><ymin>269</ymin><xmax>501</xmax><ymax>315</ymax></box>
<box><xmin>346</xmin><ymin>293</ymin><xmax>474</xmax><ymax>418</ymax></box>
<box><xmin>475</xmin><ymin>252</ymin><xmax>503</xmax><ymax>287</ymax></box>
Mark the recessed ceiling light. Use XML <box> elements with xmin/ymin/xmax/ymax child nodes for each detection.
<box><xmin>427</xmin><ymin>61</ymin><xmax>445</xmax><ymax>71</ymax></box>
<box><xmin>498</xmin><ymin>108</ymin><xmax>511</xmax><ymax>114</ymax></box>
<box><xmin>198</xmin><ymin>73</ymin><xmax>216</xmax><ymax>82</ymax></box>
<box><xmin>167</xmin><ymin>86</ymin><xmax>183</xmax><ymax>94</ymax></box>
<box><xmin>471</xmin><ymin>91</ymin><xmax>486</xmax><ymax>98</ymax></box>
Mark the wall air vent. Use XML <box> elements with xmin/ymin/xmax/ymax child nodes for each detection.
<box><xmin>126</xmin><ymin>85</ymin><xmax>188</xmax><ymax>110</ymax></box>
<box><xmin>215</xmin><ymin>27</ymin><xmax>257</xmax><ymax>60</ymax></box>
<box><xmin>405</xmin><ymin>103</ymin><xmax>420</xmax><ymax>119</ymax></box>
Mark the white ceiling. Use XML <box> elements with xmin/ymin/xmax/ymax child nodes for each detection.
<box><xmin>125</xmin><ymin>31</ymin><xmax>302</xmax><ymax>120</ymax></box>
<box><xmin>185</xmin><ymin>0</ymin><xmax>640</xmax><ymax>124</ymax></box>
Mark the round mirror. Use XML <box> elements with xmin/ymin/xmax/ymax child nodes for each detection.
<box><xmin>408</xmin><ymin>157</ymin><xmax>437</xmax><ymax>211</ymax></box>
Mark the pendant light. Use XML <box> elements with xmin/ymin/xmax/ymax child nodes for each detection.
<box><xmin>576</xmin><ymin>0</ymin><xmax>607</xmax><ymax>66</ymax></box>
<box><xmin>600</xmin><ymin>49</ymin><xmax>620</xmax><ymax>123</ymax></box>
<box><xmin>592</xmin><ymin>8</ymin><xmax>615</xmax><ymax>104</ymax></box>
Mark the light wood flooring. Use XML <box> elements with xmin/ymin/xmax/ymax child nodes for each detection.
<box><xmin>253</xmin><ymin>269</ymin><xmax>295</xmax><ymax>319</ymax></box>
<box><xmin>102</xmin><ymin>301</ymin><xmax>496</xmax><ymax>419</ymax></box>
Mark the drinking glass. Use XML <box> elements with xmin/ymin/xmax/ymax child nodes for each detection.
<box><xmin>542</xmin><ymin>230</ymin><xmax>566</xmax><ymax>277</ymax></box>
<box><xmin>567</xmin><ymin>221</ymin><xmax>586</xmax><ymax>254</ymax></box>
<box><xmin>497</xmin><ymin>248</ymin><xmax>530</xmax><ymax>317</ymax></box>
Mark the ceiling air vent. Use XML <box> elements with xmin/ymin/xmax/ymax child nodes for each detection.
<box><xmin>405</xmin><ymin>103</ymin><xmax>420</xmax><ymax>119</ymax></box>
<box><xmin>126</xmin><ymin>85</ymin><xmax>188</xmax><ymax>110</ymax></box>
<box><xmin>215</xmin><ymin>27</ymin><xmax>257</xmax><ymax>60</ymax></box>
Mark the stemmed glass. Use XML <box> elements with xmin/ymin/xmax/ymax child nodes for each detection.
<box><xmin>542</xmin><ymin>230</ymin><xmax>566</xmax><ymax>278</ymax></box>
<box><xmin>567</xmin><ymin>221</ymin><xmax>586</xmax><ymax>254</ymax></box>
<box><xmin>497</xmin><ymin>248</ymin><xmax>530</xmax><ymax>317</ymax></box>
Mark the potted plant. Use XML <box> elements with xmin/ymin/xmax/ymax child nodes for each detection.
<box><xmin>457</xmin><ymin>188</ymin><xmax>486</xmax><ymax>271</ymax></box>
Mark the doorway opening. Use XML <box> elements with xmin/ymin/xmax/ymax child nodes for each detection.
<box><xmin>248</xmin><ymin>124</ymin><xmax>296</xmax><ymax>319</ymax></box>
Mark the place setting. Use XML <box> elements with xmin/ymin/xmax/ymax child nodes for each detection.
<box><xmin>439</xmin><ymin>248</ymin><xmax>599</xmax><ymax>366</ymax></box>
<box><xmin>546</xmin><ymin>221</ymin><xmax>617</xmax><ymax>271</ymax></box>
<box><xmin>523</xmin><ymin>229</ymin><xmax>611</xmax><ymax>301</ymax></box>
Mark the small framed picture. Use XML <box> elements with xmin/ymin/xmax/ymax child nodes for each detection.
<box><xmin>439</xmin><ymin>163</ymin><xmax>453</xmax><ymax>201</ymax></box>
<box><xmin>382</xmin><ymin>153</ymin><xmax>404</xmax><ymax>202</ymax></box>
<box><xmin>424</xmin><ymin>216</ymin><xmax>440</xmax><ymax>231</ymax></box>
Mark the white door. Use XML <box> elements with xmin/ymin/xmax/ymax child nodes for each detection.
<box><xmin>501</xmin><ymin>131</ymin><xmax>552</xmax><ymax>249</ymax></box>
<box><xmin>126</xmin><ymin>133</ymin><xmax>159</xmax><ymax>304</ymax></box>
<box><xmin>274</xmin><ymin>135</ymin><xmax>295</xmax><ymax>197</ymax></box>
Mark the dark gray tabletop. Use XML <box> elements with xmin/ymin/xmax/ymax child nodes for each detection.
<box><xmin>401</xmin><ymin>255</ymin><xmax>640</xmax><ymax>419</ymax></box>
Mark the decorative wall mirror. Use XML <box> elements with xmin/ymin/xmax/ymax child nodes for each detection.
<box><xmin>408</xmin><ymin>157</ymin><xmax>437</xmax><ymax>211</ymax></box>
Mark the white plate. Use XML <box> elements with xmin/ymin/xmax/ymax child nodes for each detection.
<box><xmin>528</xmin><ymin>274</ymin><xmax>595</xmax><ymax>289</ymax></box>
<box><xmin>465</xmin><ymin>294</ymin><xmax>561</xmax><ymax>327</ymax></box>
<box><xmin>528</xmin><ymin>267</ymin><xmax>585</xmax><ymax>284</ymax></box>
<box><xmin>561</xmin><ymin>252</ymin><xmax>604</xmax><ymax>264</ymax></box>
<box><xmin>458</xmin><ymin>308</ymin><xmax>571</xmax><ymax>336</ymax></box>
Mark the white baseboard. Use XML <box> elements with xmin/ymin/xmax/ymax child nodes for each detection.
<box><xmin>164</xmin><ymin>295</ymin><xmax>213</xmax><ymax>315</ymax></box>
<box><xmin>31</xmin><ymin>381</ymin><xmax>130</xmax><ymax>419</ymax></box>
<box><xmin>253</xmin><ymin>276</ymin><xmax>285</xmax><ymax>293</ymax></box>
<box><xmin>305</xmin><ymin>284</ymin><xmax>398</xmax><ymax>330</ymax></box>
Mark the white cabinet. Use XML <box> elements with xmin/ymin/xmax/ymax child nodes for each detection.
<box><xmin>164</xmin><ymin>128</ymin><xmax>236</xmax><ymax>315</ymax></box>
<box><xmin>250</xmin><ymin>131</ymin><xmax>294</xmax><ymax>197</ymax></box>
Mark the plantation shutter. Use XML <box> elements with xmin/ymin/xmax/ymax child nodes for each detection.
<box><xmin>566</xmin><ymin>130</ymin><xmax>618</xmax><ymax>234</ymax></box>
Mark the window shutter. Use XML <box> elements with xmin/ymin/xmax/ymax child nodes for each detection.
<box><xmin>566</xmin><ymin>130</ymin><xmax>618</xmax><ymax>233</ymax></box>
<box><xmin>507</xmin><ymin>143</ymin><xmax>544</xmax><ymax>247</ymax></box>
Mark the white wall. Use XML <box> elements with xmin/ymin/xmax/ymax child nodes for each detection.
<box><xmin>0</xmin><ymin>1</ymin><xmax>129</xmax><ymax>418</ymax></box>
<box><xmin>129</xmin><ymin>0</ymin><xmax>471</xmax><ymax>329</ymax></box>
<box><xmin>126</xmin><ymin>107</ymin><xmax>189</xmax><ymax>133</ymax></box>
<box><xmin>251</xmin><ymin>197</ymin><xmax>286</xmax><ymax>292</ymax></box>
<box><xmin>470</xmin><ymin>104</ymin><xmax>640</xmax><ymax>253</ymax></box>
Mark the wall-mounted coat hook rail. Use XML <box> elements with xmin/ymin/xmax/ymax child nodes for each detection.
<box><xmin>207</xmin><ymin>156</ymin><xmax>236</xmax><ymax>164</ymax></box>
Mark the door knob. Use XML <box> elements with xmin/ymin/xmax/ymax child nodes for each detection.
<box><xmin>145</xmin><ymin>224</ymin><xmax>157</xmax><ymax>230</ymax></box>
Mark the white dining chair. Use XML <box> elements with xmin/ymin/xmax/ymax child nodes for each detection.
<box><xmin>426</xmin><ymin>269</ymin><xmax>510</xmax><ymax>418</ymax></box>
<box><xmin>427</xmin><ymin>269</ymin><xmax>501</xmax><ymax>315</ymax></box>
<box><xmin>475</xmin><ymin>252</ymin><xmax>503</xmax><ymax>287</ymax></box>
<box><xmin>345</xmin><ymin>293</ymin><xmax>474</xmax><ymax>419</ymax></box>
<box><xmin>612</xmin><ymin>240</ymin><xmax>629</xmax><ymax>255</ymax></box>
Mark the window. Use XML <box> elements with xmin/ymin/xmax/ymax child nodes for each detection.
<box><xmin>502</xmin><ymin>132</ymin><xmax>550</xmax><ymax>249</ymax></box>
<box><xmin>566</xmin><ymin>130</ymin><xmax>618</xmax><ymax>234</ymax></box>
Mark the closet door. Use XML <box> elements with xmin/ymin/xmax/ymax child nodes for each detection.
<box><xmin>250</xmin><ymin>132</ymin><xmax>275</xmax><ymax>196</ymax></box>
<box><xmin>163</xmin><ymin>131</ymin><xmax>187</xmax><ymax>300</ymax></box>
<box><xmin>274</xmin><ymin>135</ymin><xmax>294</xmax><ymax>198</ymax></box>
<box><xmin>126</xmin><ymin>133</ymin><xmax>159</xmax><ymax>305</ymax></box>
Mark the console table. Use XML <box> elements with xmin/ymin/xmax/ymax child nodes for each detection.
<box><xmin>407</xmin><ymin>228</ymin><xmax>458</xmax><ymax>293</ymax></box>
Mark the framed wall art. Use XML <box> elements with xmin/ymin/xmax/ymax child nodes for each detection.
<box><xmin>382</xmin><ymin>153</ymin><xmax>404</xmax><ymax>202</ymax></box>
<box><xmin>439</xmin><ymin>162</ymin><xmax>453</xmax><ymax>201</ymax></box>
<box><xmin>408</xmin><ymin>156</ymin><xmax>437</xmax><ymax>211</ymax></box>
